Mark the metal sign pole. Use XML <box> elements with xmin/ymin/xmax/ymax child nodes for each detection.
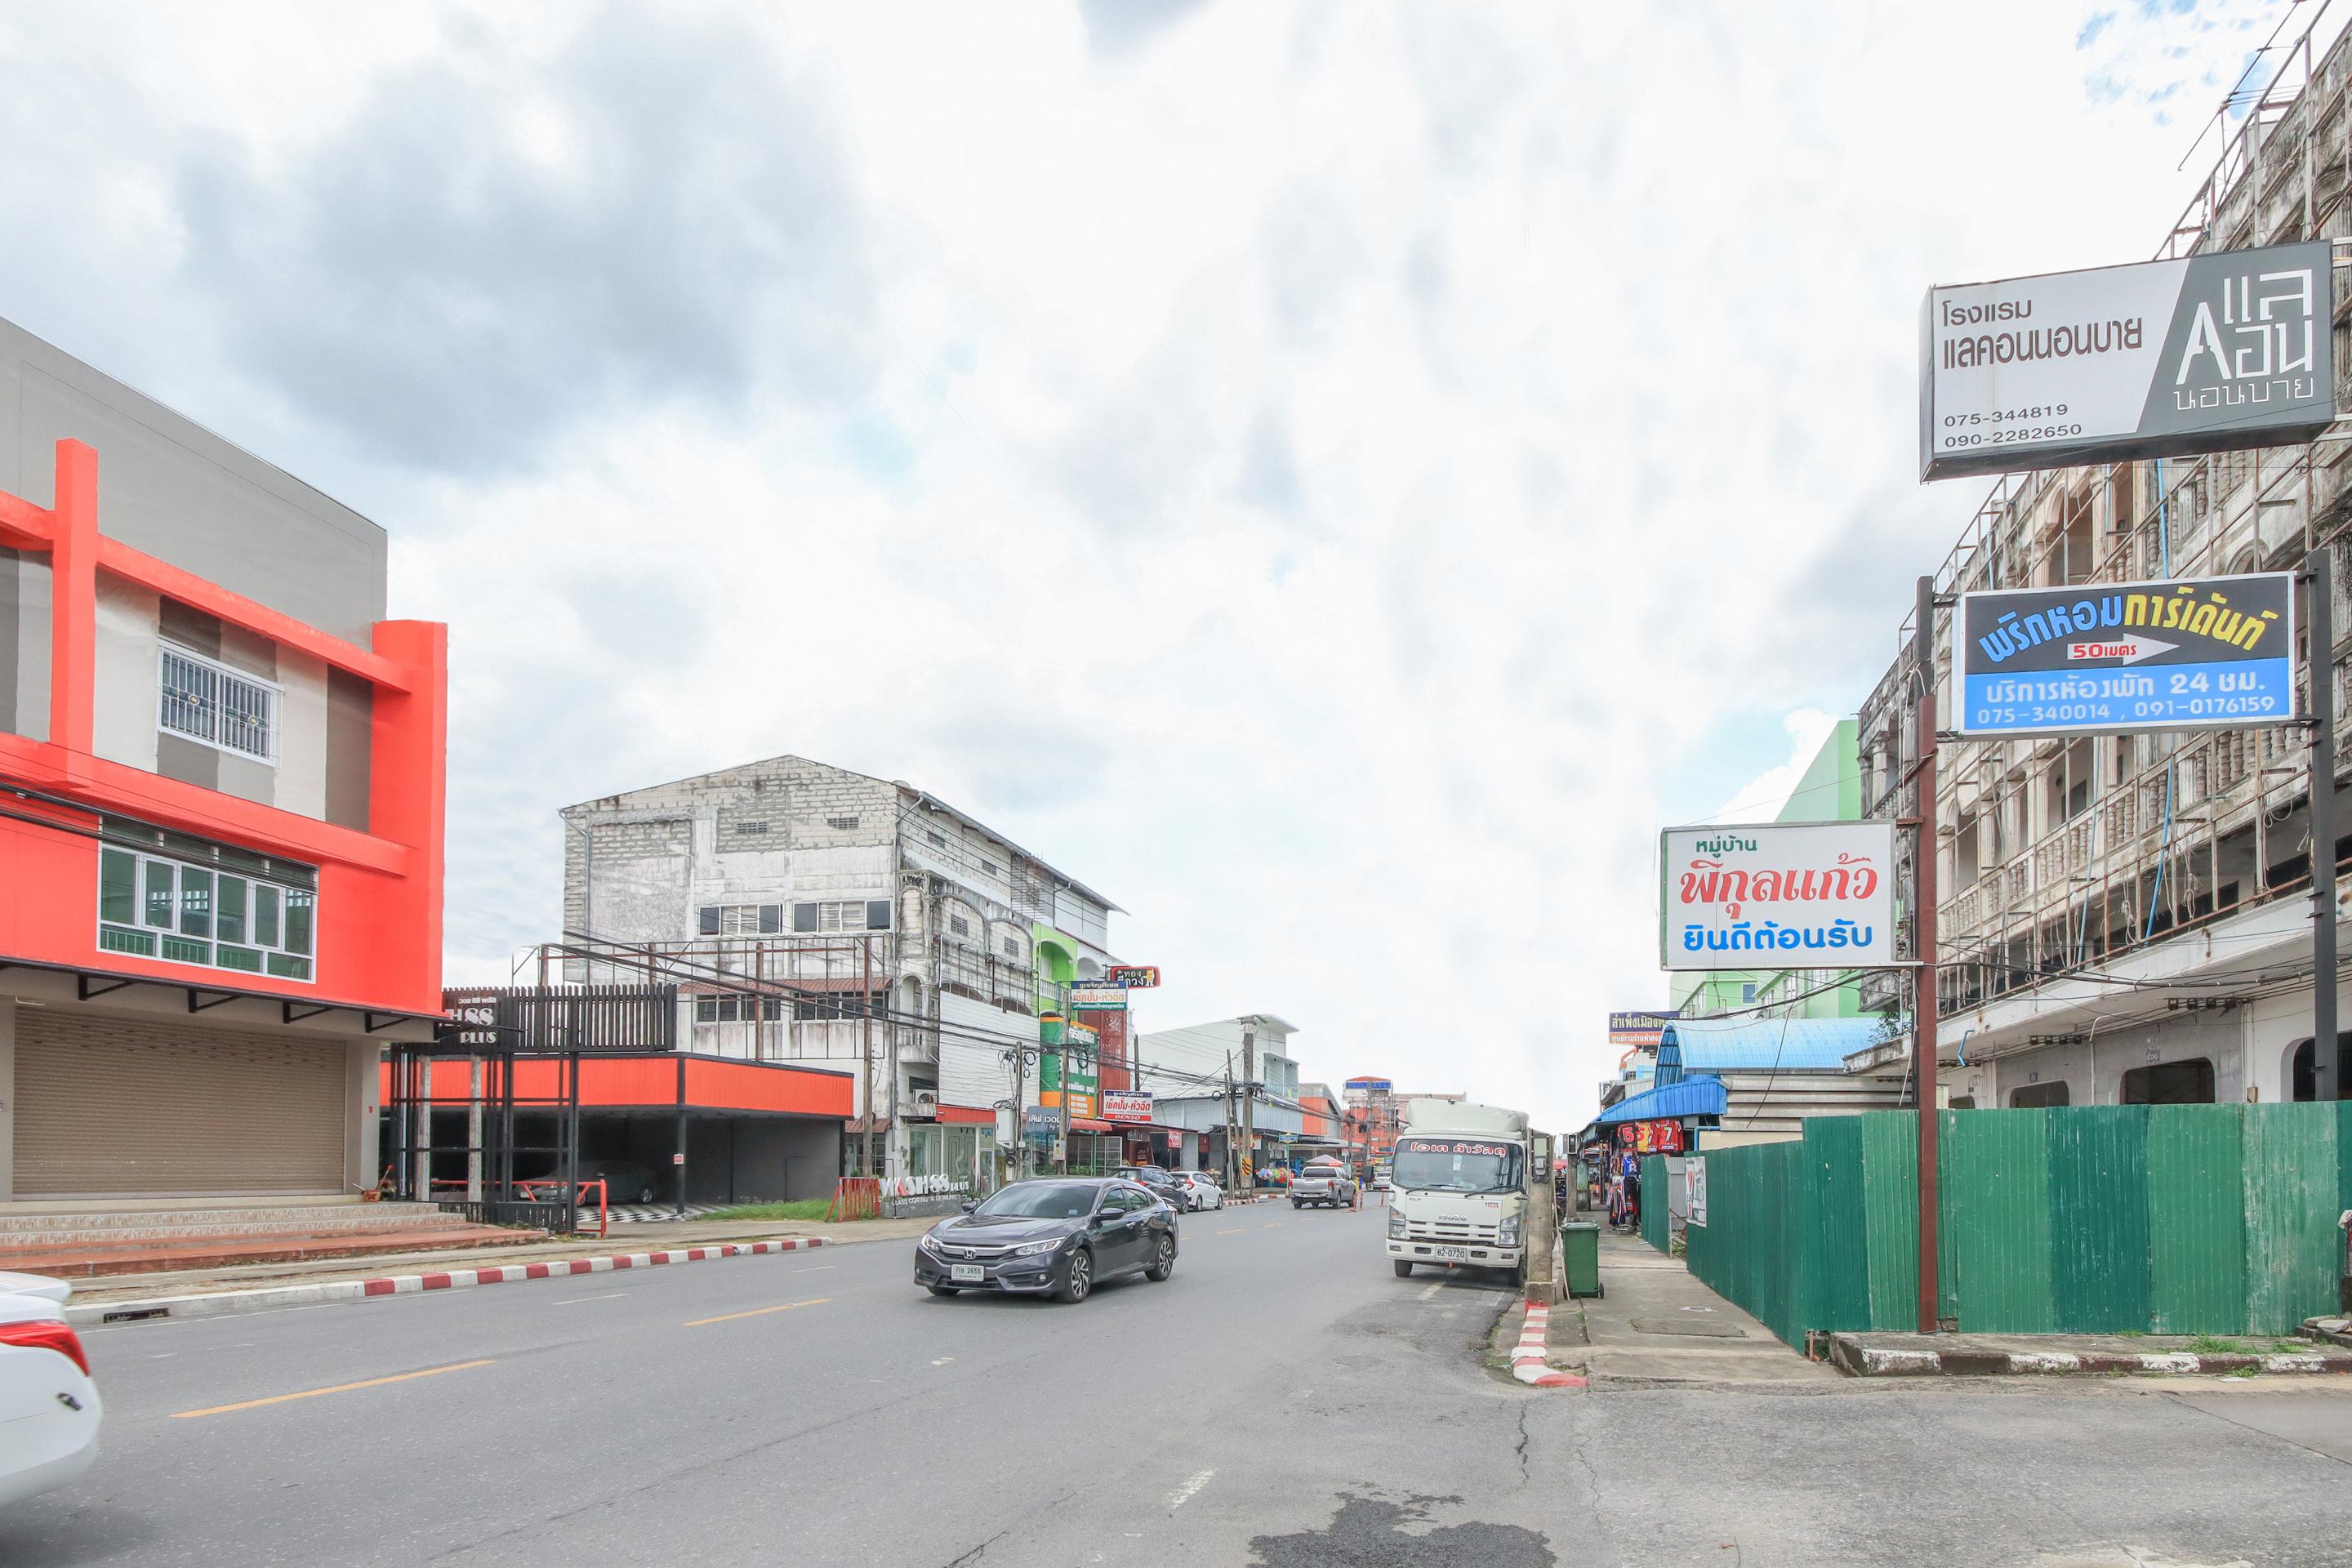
<box><xmin>2310</xmin><ymin>546</ymin><xmax>2340</xmax><ymax>1102</ymax></box>
<box><xmin>1913</xmin><ymin>575</ymin><xmax>1943</xmax><ymax>1334</ymax></box>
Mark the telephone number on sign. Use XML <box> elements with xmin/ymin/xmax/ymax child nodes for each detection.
<box><xmin>1942</xmin><ymin>405</ymin><xmax>2070</xmax><ymax>426</ymax></box>
<box><xmin>1942</xmin><ymin>424</ymin><xmax>2084</xmax><ymax>450</ymax></box>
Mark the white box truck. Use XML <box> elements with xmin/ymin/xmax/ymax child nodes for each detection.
<box><xmin>1383</xmin><ymin>1099</ymin><xmax>1531</xmax><ymax>1282</ymax></box>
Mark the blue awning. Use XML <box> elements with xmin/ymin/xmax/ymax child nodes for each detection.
<box><xmin>1588</xmin><ymin>1074</ymin><xmax>1726</xmax><ymax>1128</ymax></box>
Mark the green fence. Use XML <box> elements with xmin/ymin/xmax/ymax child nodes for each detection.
<box><xmin>1639</xmin><ymin>1155</ymin><xmax>1669</xmax><ymax>1252</ymax></box>
<box><xmin>1679</xmin><ymin>1102</ymin><xmax>2352</xmax><ymax>1348</ymax></box>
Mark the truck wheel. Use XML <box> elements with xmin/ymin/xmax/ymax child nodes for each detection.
<box><xmin>1393</xmin><ymin>1260</ymin><xmax>1412</xmax><ymax>1279</ymax></box>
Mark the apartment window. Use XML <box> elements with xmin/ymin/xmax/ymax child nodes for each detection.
<box><xmin>693</xmin><ymin>996</ymin><xmax>784</xmax><ymax>1023</ymax></box>
<box><xmin>732</xmin><ymin>821</ymin><xmax>769</xmax><ymax>836</ymax></box>
<box><xmin>927</xmin><ymin>831</ymin><xmax>948</xmax><ymax>849</ymax></box>
<box><xmin>697</xmin><ymin>904</ymin><xmax>782</xmax><ymax>937</ymax></box>
<box><xmin>978</xmin><ymin>858</ymin><xmax>1000</xmax><ymax>877</ymax></box>
<box><xmin>2007</xmin><ymin>1080</ymin><xmax>2070</xmax><ymax>1108</ymax></box>
<box><xmin>158</xmin><ymin>644</ymin><xmax>278</xmax><ymax>763</ymax></box>
<box><xmin>950</xmin><ymin>915</ymin><xmax>972</xmax><ymax>938</ymax></box>
<box><xmin>1002</xmin><ymin>937</ymin><xmax>1019</xmax><ymax>959</ymax></box>
<box><xmin>814</xmin><ymin>900</ymin><xmax>889</xmax><ymax>933</ymax></box>
<box><xmin>97</xmin><ymin>844</ymin><xmax>314</xmax><ymax>981</ymax></box>
<box><xmin>794</xmin><ymin>991</ymin><xmax>876</xmax><ymax>1021</ymax></box>
<box><xmin>1740</xmin><ymin>983</ymin><xmax>1757</xmax><ymax>1004</ymax></box>
<box><xmin>826</xmin><ymin>816</ymin><xmax>860</xmax><ymax>831</ymax></box>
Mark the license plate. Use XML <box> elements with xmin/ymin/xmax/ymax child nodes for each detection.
<box><xmin>1434</xmin><ymin>1246</ymin><xmax>1471</xmax><ymax>1262</ymax></box>
<box><xmin>950</xmin><ymin>1263</ymin><xmax>984</xmax><ymax>1282</ymax></box>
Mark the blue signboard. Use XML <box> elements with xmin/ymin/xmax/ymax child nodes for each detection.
<box><xmin>1956</xmin><ymin>573</ymin><xmax>2297</xmax><ymax>737</ymax></box>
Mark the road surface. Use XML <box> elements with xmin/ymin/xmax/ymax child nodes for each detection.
<box><xmin>4</xmin><ymin>1202</ymin><xmax>2348</xmax><ymax>1566</ymax></box>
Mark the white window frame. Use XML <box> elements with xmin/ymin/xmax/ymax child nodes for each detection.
<box><xmin>95</xmin><ymin>843</ymin><xmax>316</xmax><ymax>983</ymax></box>
<box><xmin>157</xmin><ymin>642</ymin><xmax>281</xmax><ymax>764</ymax></box>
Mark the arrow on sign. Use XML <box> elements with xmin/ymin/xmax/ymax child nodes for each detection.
<box><xmin>2065</xmin><ymin>635</ymin><xmax>2176</xmax><ymax>665</ymax></box>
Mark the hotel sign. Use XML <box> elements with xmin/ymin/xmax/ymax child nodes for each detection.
<box><xmin>1956</xmin><ymin>573</ymin><xmax>2296</xmax><ymax>737</ymax></box>
<box><xmin>1922</xmin><ymin>241</ymin><xmax>2334</xmax><ymax>480</ymax></box>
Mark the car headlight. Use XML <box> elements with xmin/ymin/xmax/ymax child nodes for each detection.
<box><xmin>1012</xmin><ymin>1236</ymin><xmax>1064</xmax><ymax>1257</ymax></box>
<box><xmin>920</xmin><ymin>1232</ymin><xmax>952</xmax><ymax>1255</ymax></box>
<box><xmin>1388</xmin><ymin>1209</ymin><xmax>1406</xmax><ymax>1239</ymax></box>
<box><xmin>1497</xmin><ymin>1215</ymin><xmax>1521</xmax><ymax>1246</ymax></box>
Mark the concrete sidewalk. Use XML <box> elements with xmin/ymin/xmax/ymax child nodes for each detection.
<box><xmin>63</xmin><ymin>1214</ymin><xmax>936</xmax><ymax>1304</ymax></box>
<box><xmin>1545</xmin><ymin>1229</ymin><xmax>1839</xmax><ymax>1388</ymax></box>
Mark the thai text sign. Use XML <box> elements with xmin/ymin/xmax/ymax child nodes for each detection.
<box><xmin>1659</xmin><ymin>822</ymin><xmax>1895</xmax><ymax>971</ymax></box>
<box><xmin>1615</xmin><ymin>1120</ymin><xmax>1684</xmax><ymax>1154</ymax></box>
<box><xmin>1958</xmin><ymin>573</ymin><xmax>2296</xmax><ymax>736</ymax></box>
<box><xmin>1069</xmin><ymin>982</ymin><xmax>1126</xmax><ymax>1009</ymax></box>
<box><xmin>1920</xmin><ymin>241</ymin><xmax>2334</xmax><ymax>480</ymax></box>
<box><xmin>1107</xmin><ymin>965</ymin><xmax>1160</xmax><ymax>987</ymax></box>
<box><xmin>1103</xmin><ymin>1091</ymin><xmax>1154</xmax><ymax>1123</ymax></box>
<box><xmin>1608</xmin><ymin>1011</ymin><xmax>1676</xmax><ymax>1046</ymax></box>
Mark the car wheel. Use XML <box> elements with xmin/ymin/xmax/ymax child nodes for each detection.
<box><xmin>1144</xmin><ymin>1234</ymin><xmax>1176</xmax><ymax>1282</ymax></box>
<box><xmin>927</xmin><ymin>1284</ymin><xmax>960</xmax><ymax>1298</ymax></box>
<box><xmin>1056</xmin><ymin>1248</ymin><xmax>1094</xmax><ymax>1304</ymax></box>
<box><xmin>1393</xmin><ymin>1260</ymin><xmax>1413</xmax><ymax>1278</ymax></box>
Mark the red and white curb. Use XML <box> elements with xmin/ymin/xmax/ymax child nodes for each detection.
<box><xmin>67</xmin><ymin>1238</ymin><xmax>827</xmax><ymax>1330</ymax></box>
<box><xmin>1511</xmin><ymin>1302</ymin><xmax>1586</xmax><ymax>1388</ymax></box>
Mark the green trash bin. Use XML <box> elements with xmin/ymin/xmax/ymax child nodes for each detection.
<box><xmin>1560</xmin><ymin>1221</ymin><xmax>1601</xmax><ymax>1298</ymax></box>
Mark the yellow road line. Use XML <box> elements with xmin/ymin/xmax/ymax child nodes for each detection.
<box><xmin>684</xmin><ymin>1296</ymin><xmax>829</xmax><ymax>1328</ymax></box>
<box><xmin>1214</xmin><ymin>1227</ymin><xmax>1245</xmax><ymax>1235</ymax></box>
<box><xmin>173</xmin><ymin>1358</ymin><xmax>493</xmax><ymax>1419</ymax></box>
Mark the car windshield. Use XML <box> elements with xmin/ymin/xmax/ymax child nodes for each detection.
<box><xmin>1391</xmin><ymin>1138</ymin><xmax>1524</xmax><ymax>1194</ymax></box>
<box><xmin>972</xmin><ymin>1182</ymin><xmax>1099</xmax><ymax>1219</ymax></box>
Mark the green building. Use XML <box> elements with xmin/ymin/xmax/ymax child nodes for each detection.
<box><xmin>1669</xmin><ymin>718</ymin><xmax>1863</xmax><ymax>1021</ymax></box>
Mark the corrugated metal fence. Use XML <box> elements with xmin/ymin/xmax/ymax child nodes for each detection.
<box><xmin>1640</xmin><ymin>1155</ymin><xmax>1669</xmax><ymax>1253</ymax></box>
<box><xmin>1662</xmin><ymin>1103</ymin><xmax>2351</xmax><ymax>1348</ymax></box>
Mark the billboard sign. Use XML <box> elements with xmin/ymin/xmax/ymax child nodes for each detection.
<box><xmin>1659</xmin><ymin>822</ymin><xmax>1897</xmax><ymax>971</ymax></box>
<box><xmin>1607</xmin><ymin>1011</ymin><xmax>1677</xmax><ymax>1047</ymax></box>
<box><xmin>1104</xmin><ymin>1090</ymin><xmax>1154</xmax><ymax>1123</ymax></box>
<box><xmin>1068</xmin><ymin>982</ymin><xmax>1126</xmax><ymax>1009</ymax></box>
<box><xmin>1107</xmin><ymin>965</ymin><xmax>1161</xmax><ymax>987</ymax></box>
<box><xmin>1066</xmin><ymin>1059</ymin><xmax>1098</xmax><ymax>1120</ymax></box>
<box><xmin>1957</xmin><ymin>572</ymin><xmax>2298</xmax><ymax>736</ymax></box>
<box><xmin>1921</xmin><ymin>241</ymin><xmax>2334</xmax><ymax>480</ymax></box>
<box><xmin>1023</xmin><ymin>1105</ymin><xmax>1062</xmax><ymax>1147</ymax></box>
<box><xmin>1343</xmin><ymin>1076</ymin><xmax>1393</xmax><ymax>1101</ymax></box>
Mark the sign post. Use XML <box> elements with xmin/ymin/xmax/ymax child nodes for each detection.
<box><xmin>2311</xmin><ymin>547</ymin><xmax>2341</xmax><ymax>1102</ymax></box>
<box><xmin>1913</xmin><ymin>576</ymin><xmax>1941</xmax><ymax>1335</ymax></box>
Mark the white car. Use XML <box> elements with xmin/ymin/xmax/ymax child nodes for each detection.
<box><xmin>1175</xmin><ymin>1173</ymin><xmax>1223</xmax><ymax>1210</ymax></box>
<box><xmin>0</xmin><ymin>1273</ymin><xmax>101</xmax><ymax>1507</ymax></box>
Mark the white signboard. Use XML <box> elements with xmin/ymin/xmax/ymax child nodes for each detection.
<box><xmin>1921</xmin><ymin>240</ymin><xmax>2335</xmax><ymax>480</ymax></box>
<box><xmin>1686</xmin><ymin>1160</ymin><xmax>1707</xmax><ymax>1228</ymax></box>
<box><xmin>1659</xmin><ymin>822</ymin><xmax>1897</xmax><ymax>971</ymax></box>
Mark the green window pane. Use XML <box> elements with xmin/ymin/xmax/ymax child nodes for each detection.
<box><xmin>100</xmin><ymin>849</ymin><xmax>138</xmax><ymax>926</ymax></box>
<box><xmin>216</xmin><ymin>945</ymin><xmax>264</xmax><ymax>973</ymax></box>
<box><xmin>283</xmin><ymin>889</ymin><xmax>314</xmax><ymax>957</ymax></box>
<box><xmin>179</xmin><ymin>866</ymin><xmax>213</xmax><ymax>938</ymax></box>
<box><xmin>162</xmin><ymin>935</ymin><xmax>211</xmax><ymax>965</ymax></box>
<box><xmin>98</xmin><ymin>925</ymin><xmax>157</xmax><ymax>957</ymax></box>
<box><xmin>265</xmin><ymin>952</ymin><xmax>311</xmax><ymax>981</ymax></box>
<box><xmin>253</xmin><ymin>884</ymin><xmax>280</xmax><ymax>948</ymax></box>
<box><xmin>216</xmin><ymin>875</ymin><xmax>247</xmax><ymax>946</ymax></box>
<box><xmin>145</xmin><ymin>858</ymin><xmax>175</xmax><ymax>929</ymax></box>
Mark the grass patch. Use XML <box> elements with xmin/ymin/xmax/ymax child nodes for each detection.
<box><xmin>699</xmin><ymin>1199</ymin><xmax>836</xmax><ymax>1222</ymax></box>
<box><xmin>2185</xmin><ymin>1334</ymin><xmax>2254</xmax><ymax>1356</ymax></box>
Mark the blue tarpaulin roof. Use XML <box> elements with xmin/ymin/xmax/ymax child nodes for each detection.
<box><xmin>1660</xmin><ymin>1017</ymin><xmax>1899</xmax><ymax>1072</ymax></box>
<box><xmin>1589</xmin><ymin>1074</ymin><xmax>1727</xmax><ymax>1127</ymax></box>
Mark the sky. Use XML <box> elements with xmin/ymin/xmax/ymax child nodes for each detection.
<box><xmin>0</xmin><ymin>0</ymin><xmax>2322</xmax><ymax>1129</ymax></box>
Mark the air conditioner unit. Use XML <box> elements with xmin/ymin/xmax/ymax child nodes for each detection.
<box><xmin>908</xmin><ymin>1089</ymin><xmax>939</xmax><ymax>1120</ymax></box>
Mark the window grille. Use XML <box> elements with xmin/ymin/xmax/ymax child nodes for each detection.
<box><xmin>827</xmin><ymin>816</ymin><xmax>859</xmax><ymax>831</ymax></box>
<box><xmin>158</xmin><ymin>644</ymin><xmax>277</xmax><ymax>762</ymax></box>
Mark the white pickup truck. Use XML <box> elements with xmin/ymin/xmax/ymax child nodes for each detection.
<box><xmin>1383</xmin><ymin>1100</ymin><xmax>1530</xmax><ymax>1283</ymax></box>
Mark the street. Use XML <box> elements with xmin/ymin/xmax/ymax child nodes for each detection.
<box><xmin>3</xmin><ymin>1208</ymin><xmax>2347</xmax><ymax>1567</ymax></box>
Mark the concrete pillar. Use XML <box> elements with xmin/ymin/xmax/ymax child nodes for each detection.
<box><xmin>0</xmin><ymin>1004</ymin><xmax>16</xmax><ymax>1202</ymax></box>
<box><xmin>346</xmin><ymin>1039</ymin><xmax>381</xmax><ymax>1196</ymax></box>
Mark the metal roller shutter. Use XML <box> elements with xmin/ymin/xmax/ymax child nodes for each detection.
<box><xmin>14</xmin><ymin>1012</ymin><xmax>346</xmax><ymax>1196</ymax></box>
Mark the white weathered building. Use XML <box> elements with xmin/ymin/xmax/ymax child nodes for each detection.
<box><xmin>559</xmin><ymin>755</ymin><xmax>1122</xmax><ymax>1184</ymax></box>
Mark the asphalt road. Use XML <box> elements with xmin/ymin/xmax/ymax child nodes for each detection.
<box><xmin>1</xmin><ymin>1202</ymin><xmax>2347</xmax><ymax>1566</ymax></box>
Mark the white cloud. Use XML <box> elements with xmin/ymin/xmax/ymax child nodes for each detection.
<box><xmin>0</xmin><ymin>0</ymin><xmax>2329</xmax><ymax>1129</ymax></box>
<box><xmin>1712</xmin><ymin>710</ymin><xmax>1842</xmax><ymax>826</ymax></box>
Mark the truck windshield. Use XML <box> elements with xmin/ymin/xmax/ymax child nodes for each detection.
<box><xmin>1391</xmin><ymin>1138</ymin><xmax>1524</xmax><ymax>1194</ymax></box>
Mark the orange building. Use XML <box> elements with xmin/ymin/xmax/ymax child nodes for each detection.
<box><xmin>1</xmin><ymin>320</ymin><xmax>445</xmax><ymax>1200</ymax></box>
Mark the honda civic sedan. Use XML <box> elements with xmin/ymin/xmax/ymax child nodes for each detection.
<box><xmin>915</xmin><ymin>1178</ymin><xmax>1178</xmax><ymax>1304</ymax></box>
<box><xmin>0</xmin><ymin>1272</ymin><xmax>101</xmax><ymax>1507</ymax></box>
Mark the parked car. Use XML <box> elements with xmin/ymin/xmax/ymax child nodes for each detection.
<box><xmin>1290</xmin><ymin>1165</ymin><xmax>1358</xmax><ymax>1209</ymax></box>
<box><xmin>1111</xmin><ymin>1165</ymin><xmax>1196</xmax><ymax>1211</ymax></box>
<box><xmin>1175</xmin><ymin>1172</ymin><xmax>1223</xmax><ymax>1210</ymax></box>
<box><xmin>517</xmin><ymin>1160</ymin><xmax>662</xmax><ymax>1205</ymax></box>
<box><xmin>0</xmin><ymin>1272</ymin><xmax>100</xmax><ymax>1508</ymax></box>
<box><xmin>915</xmin><ymin>1178</ymin><xmax>1178</xmax><ymax>1303</ymax></box>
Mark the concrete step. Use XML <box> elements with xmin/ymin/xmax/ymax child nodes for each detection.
<box><xmin>0</xmin><ymin>1223</ymin><xmax>549</xmax><ymax>1279</ymax></box>
<box><xmin>0</xmin><ymin>1202</ymin><xmax>462</xmax><ymax>1245</ymax></box>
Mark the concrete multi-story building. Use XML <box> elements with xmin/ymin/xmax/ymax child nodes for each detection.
<box><xmin>1134</xmin><ymin>1013</ymin><xmax>1304</xmax><ymax>1177</ymax></box>
<box><xmin>1857</xmin><ymin>29</ymin><xmax>2352</xmax><ymax>1110</ymax></box>
<box><xmin>0</xmin><ymin>315</ymin><xmax>445</xmax><ymax>1200</ymax></box>
<box><xmin>559</xmin><ymin>755</ymin><xmax>1120</xmax><ymax>1187</ymax></box>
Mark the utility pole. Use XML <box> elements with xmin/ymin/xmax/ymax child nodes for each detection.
<box><xmin>2310</xmin><ymin>545</ymin><xmax>2340</xmax><ymax>1102</ymax></box>
<box><xmin>860</xmin><ymin>934</ymin><xmax>876</xmax><ymax>1177</ymax></box>
<box><xmin>1222</xmin><ymin>1053</ymin><xmax>1237</xmax><ymax>1190</ymax></box>
<box><xmin>1913</xmin><ymin>574</ymin><xmax>1943</xmax><ymax>1334</ymax></box>
<box><xmin>1241</xmin><ymin>1021</ymin><xmax>1256</xmax><ymax>1196</ymax></box>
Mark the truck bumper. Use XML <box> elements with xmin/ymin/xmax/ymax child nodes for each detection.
<box><xmin>1386</xmin><ymin>1239</ymin><xmax>1524</xmax><ymax>1270</ymax></box>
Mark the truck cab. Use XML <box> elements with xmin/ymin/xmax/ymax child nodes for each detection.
<box><xmin>1383</xmin><ymin>1100</ymin><xmax>1530</xmax><ymax>1283</ymax></box>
